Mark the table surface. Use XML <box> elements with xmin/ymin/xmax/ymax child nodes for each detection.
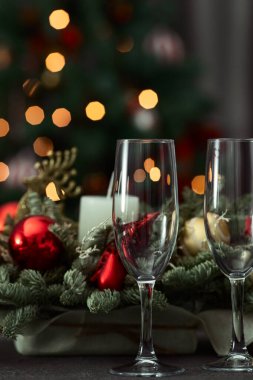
<box><xmin>1</xmin><ymin>337</ymin><xmax>253</xmax><ymax>380</ymax></box>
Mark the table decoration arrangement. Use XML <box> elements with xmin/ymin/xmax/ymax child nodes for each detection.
<box><xmin>0</xmin><ymin>145</ymin><xmax>252</xmax><ymax>359</ymax></box>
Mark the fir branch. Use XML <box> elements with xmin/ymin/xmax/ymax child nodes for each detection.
<box><xmin>174</xmin><ymin>251</ymin><xmax>212</xmax><ymax>269</ymax></box>
<box><xmin>153</xmin><ymin>290</ymin><xmax>169</xmax><ymax>310</ymax></box>
<box><xmin>0</xmin><ymin>264</ymin><xmax>17</xmax><ymax>284</ymax></box>
<box><xmin>0</xmin><ymin>283</ymin><xmax>34</xmax><ymax>306</ymax></box>
<box><xmin>47</xmin><ymin>284</ymin><xmax>64</xmax><ymax>304</ymax></box>
<box><xmin>161</xmin><ymin>260</ymin><xmax>220</xmax><ymax>292</ymax></box>
<box><xmin>18</xmin><ymin>270</ymin><xmax>48</xmax><ymax>303</ymax></box>
<box><xmin>121</xmin><ymin>286</ymin><xmax>139</xmax><ymax>305</ymax></box>
<box><xmin>2</xmin><ymin>305</ymin><xmax>39</xmax><ymax>339</ymax></box>
<box><xmin>60</xmin><ymin>269</ymin><xmax>88</xmax><ymax>306</ymax></box>
<box><xmin>87</xmin><ymin>289</ymin><xmax>120</xmax><ymax>313</ymax></box>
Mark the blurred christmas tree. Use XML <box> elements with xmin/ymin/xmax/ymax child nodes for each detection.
<box><xmin>0</xmin><ymin>0</ymin><xmax>214</xmax><ymax>206</ymax></box>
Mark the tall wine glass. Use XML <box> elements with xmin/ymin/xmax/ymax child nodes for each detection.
<box><xmin>204</xmin><ymin>138</ymin><xmax>253</xmax><ymax>372</ymax></box>
<box><xmin>110</xmin><ymin>139</ymin><xmax>184</xmax><ymax>377</ymax></box>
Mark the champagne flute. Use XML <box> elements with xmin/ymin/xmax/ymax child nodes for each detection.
<box><xmin>110</xmin><ymin>139</ymin><xmax>184</xmax><ymax>377</ymax></box>
<box><xmin>204</xmin><ymin>138</ymin><xmax>253</xmax><ymax>371</ymax></box>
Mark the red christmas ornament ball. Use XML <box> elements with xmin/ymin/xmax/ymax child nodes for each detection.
<box><xmin>9</xmin><ymin>215</ymin><xmax>63</xmax><ymax>271</ymax></box>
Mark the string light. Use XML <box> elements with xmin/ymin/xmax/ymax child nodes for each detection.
<box><xmin>150</xmin><ymin>167</ymin><xmax>161</xmax><ymax>182</ymax></box>
<box><xmin>52</xmin><ymin>108</ymin><xmax>71</xmax><ymax>127</ymax></box>
<box><xmin>45</xmin><ymin>182</ymin><xmax>64</xmax><ymax>201</ymax></box>
<box><xmin>133</xmin><ymin>169</ymin><xmax>146</xmax><ymax>183</ymax></box>
<box><xmin>191</xmin><ymin>175</ymin><xmax>205</xmax><ymax>195</ymax></box>
<box><xmin>49</xmin><ymin>9</ymin><xmax>70</xmax><ymax>30</ymax></box>
<box><xmin>144</xmin><ymin>158</ymin><xmax>155</xmax><ymax>173</ymax></box>
<box><xmin>45</xmin><ymin>52</ymin><xmax>65</xmax><ymax>73</ymax></box>
<box><xmin>0</xmin><ymin>162</ymin><xmax>9</xmax><ymax>182</ymax></box>
<box><xmin>85</xmin><ymin>101</ymin><xmax>105</xmax><ymax>121</ymax></box>
<box><xmin>167</xmin><ymin>174</ymin><xmax>171</xmax><ymax>186</ymax></box>
<box><xmin>138</xmin><ymin>89</ymin><xmax>158</xmax><ymax>109</ymax></box>
<box><xmin>33</xmin><ymin>137</ymin><xmax>54</xmax><ymax>157</ymax></box>
<box><xmin>25</xmin><ymin>106</ymin><xmax>45</xmax><ymax>125</ymax></box>
<box><xmin>0</xmin><ymin>118</ymin><xmax>9</xmax><ymax>137</ymax></box>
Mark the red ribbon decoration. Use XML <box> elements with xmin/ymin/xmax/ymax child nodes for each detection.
<box><xmin>90</xmin><ymin>242</ymin><xmax>126</xmax><ymax>291</ymax></box>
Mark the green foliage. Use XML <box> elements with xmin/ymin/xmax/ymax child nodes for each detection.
<box><xmin>87</xmin><ymin>289</ymin><xmax>121</xmax><ymax>314</ymax></box>
<box><xmin>1</xmin><ymin>187</ymin><xmax>253</xmax><ymax>338</ymax></box>
<box><xmin>2</xmin><ymin>305</ymin><xmax>39</xmax><ymax>339</ymax></box>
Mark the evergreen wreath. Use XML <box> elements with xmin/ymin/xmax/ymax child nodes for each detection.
<box><xmin>0</xmin><ymin>150</ymin><xmax>253</xmax><ymax>339</ymax></box>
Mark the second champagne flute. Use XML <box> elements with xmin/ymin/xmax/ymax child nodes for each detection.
<box><xmin>204</xmin><ymin>138</ymin><xmax>253</xmax><ymax>371</ymax></box>
<box><xmin>110</xmin><ymin>139</ymin><xmax>184</xmax><ymax>377</ymax></box>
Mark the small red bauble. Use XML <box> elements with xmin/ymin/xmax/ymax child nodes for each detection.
<box><xmin>9</xmin><ymin>215</ymin><xmax>63</xmax><ymax>271</ymax></box>
<box><xmin>90</xmin><ymin>243</ymin><xmax>126</xmax><ymax>291</ymax></box>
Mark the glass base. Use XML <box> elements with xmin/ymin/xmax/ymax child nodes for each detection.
<box><xmin>109</xmin><ymin>359</ymin><xmax>185</xmax><ymax>377</ymax></box>
<box><xmin>203</xmin><ymin>353</ymin><xmax>253</xmax><ymax>372</ymax></box>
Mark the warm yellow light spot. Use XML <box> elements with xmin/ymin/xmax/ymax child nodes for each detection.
<box><xmin>25</xmin><ymin>106</ymin><xmax>45</xmax><ymax>125</ymax></box>
<box><xmin>85</xmin><ymin>101</ymin><xmax>105</xmax><ymax>121</ymax></box>
<box><xmin>0</xmin><ymin>119</ymin><xmax>9</xmax><ymax>137</ymax></box>
<box><xmin>45</xmin><ymin>52</ymin><xmax>65</xmax><ymax>73</ymax></box>
<box><xmin>49</xmin><ymin>9</ymin><xmax>70</xmax><ymax>30</ymax></box>
<box><xmin>150</xmin><ymin>167</ymin><xmax>161</xmax><ymax>182</ymax></box>
<box><xmin>45</xmin><ymin>182</ymin><xmax>65</xmax><ymax>201</ymax></box>
<box><xmin>191</xmin><ymin>175</ymin><xmax>205</xmax><ymax>195</ymax></box>
<box><xmin>144</xmin><ymin>158</ymin><xmax>155</xmax><ymax>173</ymax></box>
<box><xmin>133</xmin><ymin>169</ymin><xmax>146</xmax><ymax>183</ymax></box>
<box><xmin>116</xmin><ymin>37</ymin><xmax>134</xmax><ymax>53</ymax></box>
<box><xmin>33</xmin><ymin>137</ymin><xmax>54</xmax><ymax>157</ymax></box>
<box><xmin>52</xmin><ymin>108</ymin><xmax>71</xmax><ymax>127</ymax></box>
<box><xmin>138</xmin><ymin>89</ymin><xmax>158</xmax><ymax>110</ymax></box>
<box><xmin>208</xmin><ymin>164</ymin><xmax>212</xmax><ymax>183</ymax></box>
<box><xmin>0</xmin><ymin>162</ymin><xmax>9</xmax><ymax>182</ymax></box>
<box><xmin>167</xmin><ymin>174</ymin><xmax>171</xmax><ymax>186</ymax></box>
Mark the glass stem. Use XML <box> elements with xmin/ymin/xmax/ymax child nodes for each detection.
<box><xmin>229</xmin><ymin>278</ymin><xmax>248</xmax><ymax>355</ymax></box>
<box><xmin>136</xmin><ymin>280</ymin><xmax>157</xmax><ymax>362</ymax></box>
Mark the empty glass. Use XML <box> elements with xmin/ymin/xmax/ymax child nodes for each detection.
<box><xmin>204</xmin><ymin>138</ymin><xmax>253</xmax><ymax>371</ymax></box>
<box><xmin>110</xmin><ymin>139</ymin><xmax>184</xmax><ymax>377</ymax></box>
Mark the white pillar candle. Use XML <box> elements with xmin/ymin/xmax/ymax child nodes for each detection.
<box><xmin>78</xmin><ymin>195</ymin><xmax>139</xmax><ymax>242</ymax></box>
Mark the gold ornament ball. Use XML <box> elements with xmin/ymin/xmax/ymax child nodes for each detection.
<box><xmin>206</xmin><ymin>212</ymin><xmax>230</xmax><ymax>244</ymax></box>
<box><xmin>182</xmin><ymin>217</ymin><xmax>208</xmax><ymax>256</ymax></box>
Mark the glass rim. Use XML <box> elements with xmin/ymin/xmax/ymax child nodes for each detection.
<box><xmin>117</xmin><ymin>138</ymin><xmax>174</xmax><ymax>143</ymax></box>
<box><xmin>208</xmin><ymin>138</ymin><xmax>253</xmax><ymax>142</ymax></box>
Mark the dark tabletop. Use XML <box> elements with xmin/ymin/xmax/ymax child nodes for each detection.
<box><xmin>1</xmin><ymin>336</ymin><xmax>253</xmax><ymax>380</ymax></box>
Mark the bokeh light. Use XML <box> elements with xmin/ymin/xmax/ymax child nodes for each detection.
<box><xmin>85</xmin><ymin>101</ymin><xmax>105</xmax><ymax>121</ymax></box>
<box><xmin>52</xmin><ymin>108</ymin><xmax>71</xmax><ymax>127</ymax></box>
<box><xmin>144</xmin><ymin>158</ymin><xmax>155</xmax><ymax>173</ymax></box>
<box><xmin>116</xmin><ymin>37</ymin><xmax>134</xmax><ymax>53</ymax></box>
<box><xmin>25</xmin><ymin>106</ymin><xmax>45</xmax><ymax>125</ymax></box>
<box><xmin>0</xmin><ymin>118</ymin><xmax>9</xmax><ymax>137</ymax></box>
<box><xmin>133</xmin><ymin>169</ymin><xmax>146</xmax><ymax>183</ymax></box>
<box><xmin>138</xmin><ymin>89</ymin><xmax>158</xmax><ymax>109</ymax></box>
<box><xmin>45</xmin><ymin>182</ymin><xmax>64</xmax><ymax>201</ymax></box>
<box><xmin>0</xmin><ymin>46</ymin><xmax>11</xmax><ymax>70</ymax></box>
<box><xmin>23</xmin><ymin>78</ymin><xmax>40</xmax><ymax>97</ymax></box>
<box><xmin>45</xmin><ymin>52</ymin><xmax>65</xmax><ymax>73</ymax></box>
<box><xmin>167</xmin><ymin>174</ymin><xmax>171</xmax><ymax>186</ymax></box>
<box><xmin>191</xmin><ymin>175</ymin><xmax>205</xmax><ymax>195</ymax></box>
<box><xmin>49</xmin><ymin>9</ymin><xmax>70</xmax><ymax>30</ymax></box>
<box><xmin>41</xmin><ymin>70</ymin><xmax>61</xmax><ymax>89</ymax></box>
<box><xmin>33</xmin><ymin>137</ymin><xmax>54</xmax><ymax>157</ymax></box>
<box><xmin>0</xmin><ymin>162</ymin><xmax>9</xmax><ymax>182</ymax></box>
<box><xmin>150</xmin><ymin>167</ymin><xmax>161</xmax><ymax>182</ymax></box>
